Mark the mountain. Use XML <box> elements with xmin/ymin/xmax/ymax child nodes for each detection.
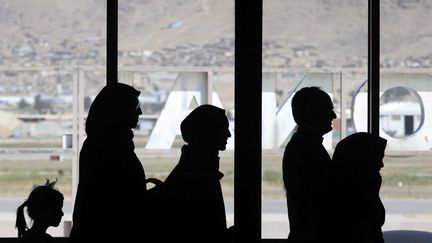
<box><xmin>0</xmin><ymin>0</ymin><xmax>431</xmax><ymax>68</ymax></box>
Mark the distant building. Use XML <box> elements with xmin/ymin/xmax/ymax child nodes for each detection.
<box><xmin>380</xmin><ymin>101</ymin><xmax>422</xmax><ymax>138</ymax></box>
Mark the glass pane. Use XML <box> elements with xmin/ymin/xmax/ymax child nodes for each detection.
<box><xmin>0</xmin><ymin>1</ymin><xmax>106</xmax><ymax>237</ymax></box>
<box><xmin>263</xmin><ymin>0</ymin><xmax>368</xmax><ymax>238</ymax></box>
<box><xmin>118</xmin><ymin>0</ymin><xmax>235</xmax><ymax>229</ymax></box>
<box><xmin>380</xmin><ymin>1</ymin><xmax>432</xmax><ymax>232</ymax></box>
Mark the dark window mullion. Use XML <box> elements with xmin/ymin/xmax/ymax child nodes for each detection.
<box><xmin>368</xmin><ymin>0</ymin><xmax>380</xmax><ymax>135</ymax></box>
<box><xmin>234</xmin><ymin>0</ymin><xmax>262</xmax><ymax>242</ymax></box>
<box><xmin>107</xmin><ymin>0</ymin><xmax>118</xmax><ymax>85</ymax></box>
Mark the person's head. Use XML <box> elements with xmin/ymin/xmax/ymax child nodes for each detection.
<box><xmin>333</xmin><ymin>132</ymin><xmax>387</xmax><ymax>171</ymax></box>
<box><xmin>291</xmin><ymin>86</ymin><xmax>336</xmax><ymax>135</ymax></box>
<box><xmin>181</xmin><ymin>104</ymin><xmax>231</xmax><ymax>151</ymax></box>
<box><xmin>16</xmin><ymin>179</ymin><xmax>64</xmax><ymax>237</ymax></box>
<box><xmin>86</xmin><ymin>83</ymin><xmax>142</xmax><ymax>134</ymax></box>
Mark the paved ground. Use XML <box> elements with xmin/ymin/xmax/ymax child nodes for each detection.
<box><xmin>1</xmin><ymin>198</ymin><xmax>431</xmax><ymax>238</ymax></box>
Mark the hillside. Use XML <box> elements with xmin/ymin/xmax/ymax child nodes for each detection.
<box><xmin>0</xmin><ymin>0</ymin><xmax>431</xmax><ymax>69</ymax></box>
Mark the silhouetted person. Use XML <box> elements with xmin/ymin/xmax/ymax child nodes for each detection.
<box><xmin>16</xmin><ymin>179</ymin><xmax>64</xmax><ymax>243</ymax></box>
<box><xmin>69</xmin><ymin>83</ymin><xmax>147</xmax><ymax>243</ymax></box>
<box><xmin>282</xmin><ymin>86</ymin><xmax>337</xmax><ymax>243</ymax></box>
<box><xmin>331</xmin><ymin>132</ymin><xmax>387</xmax><ymax>243</ymax></box>
<box><xmin>163</xmin><ymin>104</ymin><xmax>231</xmax><ymax>243</ymax></box>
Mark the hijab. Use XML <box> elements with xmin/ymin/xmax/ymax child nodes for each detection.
<box><xmin>333</xmin><ymin>132</ymin><xmax>387</xmax><ymax>170</ymax></box>
<box><xmin>85</xmin><ymin>83</ymin><xmax>140</xmax><ymax>140</ymax></box>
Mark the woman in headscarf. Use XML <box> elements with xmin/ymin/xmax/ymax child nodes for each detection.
<box><xmin>163</xmin><ymin>104</ymin><xmax>232</xmax><ymax>243</ymax></box>
<box><xmin>330</xmin><ymin>132</ymin><xmax>387</xmax><ymax>243</ymax></box>
<box><xmin>69</xmin><ymin>83</ymin><xmax>147</xmax><ymax>243</ymax></box>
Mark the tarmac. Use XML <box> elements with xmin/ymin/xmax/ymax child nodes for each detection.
<box><xmin>1</xmin><ymin>199</ymin><xmax>431</xmax><ymax>238</ymax></box>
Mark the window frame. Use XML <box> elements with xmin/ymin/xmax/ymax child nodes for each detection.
<box><xmin>105</xmin><ymin>0</ymin><xmax>380</xmax><ymax>241</ymax></box>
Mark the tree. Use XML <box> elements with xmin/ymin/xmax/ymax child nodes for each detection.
<box><xmin>17</xmin><ymin>98</ymin><xmax>31</xmax><ymax>110</ymax></box>
<box><xmin>34</xmin><ymin>94</ymin><xmax>52</xmax><ymax>113</ymax></box>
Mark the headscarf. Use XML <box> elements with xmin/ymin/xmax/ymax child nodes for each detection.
<box><xmin>85</xmin><ymin>83</ymin><xmax>140</xmax><ymax>138</ymax></box>
<box><xmin>180</xmin><ymin>104</ymin><xmax>228</xmax><ymax>143</ymax></box>
<box><xmin>333</xmin><ymin>132</ymin><xmax>387</xmax><ymax>170</ymax></box>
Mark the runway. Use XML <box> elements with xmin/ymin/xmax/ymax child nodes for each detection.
<box><xmin>1</xmin><ymin>198</ymin><xmax>431</xmax><ymax>238</ymax></box>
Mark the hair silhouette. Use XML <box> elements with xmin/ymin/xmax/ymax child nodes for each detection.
<box><xmin>16</xmin><ymin>179</ymin><xmax>64</xmax><ymax>242</ymax></box>
<box><xmin>291</xmin><ymin>87</ymin><xmax>333</xmax><ymax>123</ymax></box>
<box><xmin>331</xmin><ymin>132</ymin><xmax>387</xmax><ymax>243</ymax></box>
<box><xmin>69</xmin><ymin>83</ymin><xmax>147</xmax><ymax>243</ymax></box>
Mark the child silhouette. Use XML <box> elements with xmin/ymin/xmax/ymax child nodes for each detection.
<box><xmin>16</xmin><ymin>179</ymin><xmax>64</xmax><ymax>243</ymax></box>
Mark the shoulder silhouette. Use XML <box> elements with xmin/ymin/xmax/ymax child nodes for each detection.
<box><xmin>16</xmin><ymin>179</ymin><xmax>64</xmax><ymax>243</ymax></box>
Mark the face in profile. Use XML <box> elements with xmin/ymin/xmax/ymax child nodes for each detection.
<box><xmin>86</xmin><ymin>83</ymin><xmax>142</xmax><ymax>132</ymax></box>
<box><xmin>293</xmin><ymin>87</ymin><xmax>337</xmax><ymax>135</ymax></box>
<box><xmin>45</xmin><ymin>200</ymin><xmax>64</xmax><ymax>227</ymax></box>
<box><xmin>119</xmin><ymin>96</ymin><xmax>142</xmax><ymax>129</ymax></box>
<box><xmin>189</xmin><ymin>115</ymin><xmax>231</xmax><ymax>151</ymax></box>
<box><xmin>212</xmin><ymin>116</ymin><xmax>231</xmax><ymax>151</ymax></box>
<box><xmin>181</xmin><ymin>105</ymin><xmax>231</xmax><ymax>151</ymax></box>
<box><xmin>128</xmin><ymin>97</ymin><xmax>142</xmax><ymax>128</ymax></box>
<box><xmin>310</xmin><ymin>95</ymin><xmax>337</xmax><ymax>134</ymax></box>
<box><xmin>297</xmin><ymin>93</ymin><xmax>336</xmax><ymax>135</ymax></box>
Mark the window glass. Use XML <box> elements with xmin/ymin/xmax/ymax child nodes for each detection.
<box><xmin>263</xmin><ymin>0</ymin><xmax>368</xmax><ymax>238</ymax></box>
<box><xmin>380</xmin><ymin>1</ymin><xmax>432</xmax><ymax>231</ymax></box>
<box><xmin>0</xmin><ymin>1</ymin><xmax>106</xmax><ymax>237</ymax></box>
<box><xmin>118</xmin><ymin>0</ymin><xmax>235</xmax><ymax>227</ymax></box>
